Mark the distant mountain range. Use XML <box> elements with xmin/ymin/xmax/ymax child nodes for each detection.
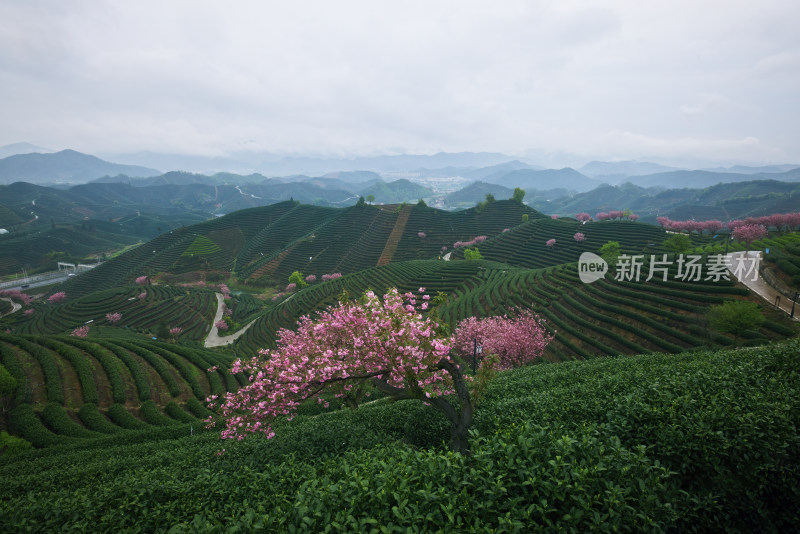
<box><xmin>0</xmin><ymin>149</ymin><xmax>160</xmax><ymax>185</ymax></box>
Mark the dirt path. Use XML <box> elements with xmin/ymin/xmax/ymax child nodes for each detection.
<box><xmin>0</xmin><ymin>297</ymin><xmax>21</xmax><ymax>317</ymax></box>
<box><xmin>726</xmin><ymin>251</ymin><xmax>799</xmax><ymax>321</ymax></box>
<box><xmin>204</xmin><ymin>293</ymin><xmax>258</xmax><ymax>348</ymax></box>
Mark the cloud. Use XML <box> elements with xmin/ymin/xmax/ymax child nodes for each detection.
<box><xmin>0</xmin><ymin>0</ymin><xmax>798</xmax><ymax>164</ymax></box>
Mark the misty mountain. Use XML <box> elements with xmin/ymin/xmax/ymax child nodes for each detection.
<box><xmin>0</xmin><ymin>142</ymin><xmax>54</xmax><ymax>159</ymax></box>
<box><xmin>462</xmin><ymin>160</ymin><xmax>543</xmax><ymax>181</ymax></box>
<box><xmin>624</xmin><ymin>167</ymin><xmax>800</xmax><ymax>189</ymax></box>
<box><xmin>100</xmin><ymin>150</ymin><xmax>254</xmax><ymax>174</ymax></box>
<box><xmin>579</xmin><ymin>160</ymin><xmax>681</xmax><ymax>183</ymax></box>
<box><xmin>357</xmin><ymin>179</ymin><xmax>432</xmax><ymax>204</ymax></box>
<box><xmin>319</xmin><ymin>170</ymin><xmax>384</xmax><ymax>183</ymax></box>
<box><xmin>486</xmin><ymin>167</ymin><xmax>601</xmax><ymax>193</ymax></box>
<box><xmin>256</xmin><ymin>152</ymin><xmax>519</xmax><ymax>176</ymax></box>
<box><xmin>444</xmin><ymin>181</ymin><xmax>514</xmax><ymax>206</ymax></box>
<box><xmin>701</xmin><ymin>164</ymin><xmax>800</xmax><ymax>174</ymax></box>
<box><xmin>0</xmin><ymin>150</ymin><xmax>161</xmax><ymax>185</ymax></box>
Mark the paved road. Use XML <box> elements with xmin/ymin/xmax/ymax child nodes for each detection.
<box><xmin>0</xmin><ymin>297</ymin><xmax>22</xmax><ymax>318</ymax></box>
<box><xmin>726</xmin><ymin>251</ymin><xmax>799</xmax><ymax>321</ymax></box>
<box><xmin>204</xmin><ymin>293</ymin><xmax>257</xmax><ymax>348</ymax></box>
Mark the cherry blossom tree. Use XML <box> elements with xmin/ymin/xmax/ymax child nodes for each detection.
<box><xmin>629</xmin><ymin>214</ymin><xmax>639</xmax><ymax>221</ymax></box>
<box><xmin>418</xmin><ymin>231</ymin><xmax>426</xmax><ymax>238</ymax></box>
<box><xmin>215</xmin><ymin>320</ymin><xmax>229</xmax><ymax>331</ymax></box>
<box><xmin>48</xmin><ymin>292</ymin><xmax>66</xmax><ymax>304</ymax></box>
<box><xmin>596</xmin><ymin>212</ymin><xmax>610</xmax><ymax>221</ymax></box>
<box><xmin>71</xmin><ymin>325</ymin><xmax>89</xmax><ymax>338</ymax></box>
<box><xmin>137</xmin><ymin>292</ymin><xmax>147</xmax><ymax>300</ymax></box>
<box><xmin>575</xmin><ymin>213</ymin><xmax>592</xmax><ymax>223</ymax></box>
<box><xmin>23</xmin><ymin>309</ymin><xmax>33</xmax><ymax>317</ymax></box>
<box><xmin>551</xmin><ymin>215</ymin><xmax>559</xmax><ymax>220</ymax></box>
<box><xmin>169</xmin><ymin>327</ymin><xmax>183</xmax><ymax>336</ymax></box>
<box><xmin>135</xmin><ymin>276</ymin><xmax>149</xmax><ymax>285</ymax></box>
<box><xmin>546</xmin><ymin>238</ymin><xmax>556</xmax><ymax>248</ymax></box>
<box><xmin>105</xmin><ymin>312</ymin><xmax>122</xmax><ymax>324</ymax></box>
<box><xmin>452</xmin><ymin>309</ymin><xmax>554</xmax><ymax>371</ymax></box>
<box><xmin>209</xmin><ymin>288</ymin><xmax>476</xmax><ymax>453</ymax></box>
<box><xmin>574</xmin><ymin>232</ymin><xmax>586</xmax><ymax>242</ymax></box>
<box><xmin>732</xmin><ymin>224</ymin><xmax>768</xmax><ymax>246</ymax></box>
<box><xmin>305</xmin><ymin>274</ymin><xmax>317</xmax><ymax>283</ymax></box>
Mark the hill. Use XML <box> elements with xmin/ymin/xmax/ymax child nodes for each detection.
<box><xmin>444</xmin><ymin>181</ymin><xmax>514</xmax><ymax>207</ymax></box>
<box><xmin>1</xmin><ymin>338</ymin><xmax>798</xmax><ymax>531</ymax></box>
<box><xmin>51</xmin><ymin>200</ymin><xmax>541</xmax><ymax>298</ymax></box>
<box><xmin>486</xmin><ymin>168</ymin><xmax>602</xmax><ymax>193</ymax></box>
<box><xmin>0</xmin><ymin>150</ymin><xmax>160</xmax><ymax>185</ymax></box>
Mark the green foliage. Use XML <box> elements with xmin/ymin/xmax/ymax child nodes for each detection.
<box><xmin>0</xmin><ymin>430</ymin><xmax>33</xmax><ymax>456</ymax></box>
<box><xmin>512</xmin><ymin>187</ymin><xmax>526</xmax><ymax>203</ymax></box>
<box><xmin>463</xmin><ymin>247</ymin><xmax>483</xmax><ymax>260</ymax></box>
<box><xmin>0</xmin><ymin>363</ymin><xmax>17</xmax><ymax>397</ymax></box>
<box><xmin>521</xmin><ymin>213</ymin><xmax>528</xmax><ymax>223</ymax></box>
<box><xmin>707</xmin><ymin>300</ymin><xmax>765</xmax><ymax>340</ymax></box>
<box><xmin>288</xmin><ymin>270</ymin><xmax>308</xmax><ymax>288</ymax></box>
<box><xmin>663</xmin><ymin>233</ymin><xmax>692</xmax><ymax>254</ymax></box>
<box><xmin>599</xmin><ymin>240</ymin><xmax>621</xmax><ymax>266</ymax></box>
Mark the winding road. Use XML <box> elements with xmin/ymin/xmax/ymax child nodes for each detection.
<box><xmin>204</xmin><ymin>293</ymin><xmax>258</xmax><ymax>347</ymax></box>
<box><xmin>726</xmin><ymin>251</ymin><xmax>799</xmax><ymax>321</ymax></box>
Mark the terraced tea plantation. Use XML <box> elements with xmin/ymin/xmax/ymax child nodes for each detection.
<box><xmin>0</xmin><ymin>333</ymin><xmax>242</xmax><ymax>447</ymax></box>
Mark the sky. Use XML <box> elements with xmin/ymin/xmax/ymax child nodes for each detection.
<box><xmin>1</xmin><ymin>0</ymin><xmax>799</xmax><ymax>167</ymax></box>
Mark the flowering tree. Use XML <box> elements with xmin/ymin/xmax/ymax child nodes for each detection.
<box><xmin>217</xmin><ymin>284</ymin><xmax>231</xmax><ymax>297</ymax></box>
<box><xmin>48</xmin><ymin>292</ymin><xmax>66</xmax><ymax>304</ymax></box>
<box><xmin>502</xmin><ymin>228</ymin><xmax>509</xmax><ymax>233</ymax></box>
<box><xmin>0</xmin><ymin>289</ymin><xmax>32</xmax><ymax>306</ymax></box>
<box><xmin>575</xmin><ymin>213</ymin><xmax>591</xmax><ymax>223</ymax></box>
<box><xmin>135</xmin><ymin>276</ymin><xmax>149</xmax><ymax>285</ymax></box>
<box><xmin>215</xmin><ymin>320</ymin><xmax>229</xmax><ymax>331</ymax></box>
<box><xmin>137</xmin><ymin>292</ymin><xmax>147</xmax><ymax>300</ymax></box>
<box><xmin>321</xmin><ymin>273</ymin><xmax>342</xmax><ymax>282</ymax></box>
<box><xmin>452</xmin><ymin>309</ymin><xmax>554</xmax><ymax>371</ymax></box>
<box><xmin>574</xmin><ymin>232</ymin><xmax>586</xmax><ymax>242</ymax></box>
<box><xmin>169</xmin><ymin>327</ymin><xmax>183</xmax><ymax>336</ymax></box>
<box><xmin>596</xmin><ymin>212</ymin><xmax>610</xmax><ymax>221</ymax></box>
<box><xmin>551</xmin><ymin>215</ymin><xmax>559</xmax><ymax>220</ymax></box>
<box><xmin>71</xmin><ymin>325</ymin><xmax>89</xmax><ymax>338</ymax></box>
<box><xmin>23</xmin><ymin>309</ymin><xmax>34</xmax><ymax>317</ymax></box>
<box><xmin>629</xmin><ymin>214</ymin><xmax>639</xmax><ymax>222</ymax></box>
<box><xmin>305</xmin><ymin>274</ymin><xmax>317</xmax><ymax>283</ymax></box>
<box><xmin>732</xmin><ymin>224</ymin><xmax>768</xmax><ymax>246</ymax></box>
<box><xmin>285</xmin><ymin>283</ymin><xmax>297</xmax><ymax>292</ymax></box>
<box><xmin>208</xmin><ymin>288</ymin><xmax>476</xmax><ymax>453</ymax></box>
<box><xmin>105</xmin><ymin>312</ymin><xmax>122</xmax><ymax>324</ymax></box>
<box><xmin>546</xmin><ymin>239</ymin><xmax>556</xmax><ymax>248</ymax></box>
<box><xmin>418</xmin><ymin>231</ymin><xmax>426</xmax><ymax>238</ymax></box>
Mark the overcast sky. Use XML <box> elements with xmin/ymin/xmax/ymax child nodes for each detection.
<box><xmin>1</xmin><ymin>0</ymin><xmax>799</xmax><ymax>166</ymax></box>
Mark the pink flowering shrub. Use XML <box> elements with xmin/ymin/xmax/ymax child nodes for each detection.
<box><xmin>551</xmin><ymin>215</ymin><xmax>559</xmax><ymax>220</ymax></box>
<box><xmin>452</xmin><ymin>309</ymin><xmax>554</xmax><ymax>371</ymax></box>
<box><xmin>732</xmin><ymin>224</ymin><xmax>768</xmax><ymax>245</ymax></box>
<box><xmin>23</xmin><ymin>309</ymin><xmax>34</xmax><ymax>317</ymax></box>
<box><xmin>546</xmin><ymin>239</ymin><xmax>556</xmax><ymax>248</ymax></box>
<box><xmin>574</xmin><ymin>232</ymin><xmax>586</xmax><ymax>242</ymax></box>
<box><xmin>285</xmin><ymin>283</ymin><xmax>297</xmax><ymax>292</ymax></box>
<box><xmin>0</xmin><ymin>289</ymin><xmax>33</xmax><ymax>305</ymax></box>
<box><xmin>106</xmin><ymin>312</ymin><xmax>122</xmax><ymax>324</ymax></box>
<box><xmin>575</xmin><ymin>213</ymin><xmax>592</xmax><ymax>223</ymax></box>
<box><xmin>217</xmin><ymin>283</ymin><xmax>231</xmax><ymax>296</ymax></box>
<box><xmin>271</xmin><ymin>292</ymin><xmax>286</xmax><ymax>302</ymax></box>
<box><xmin>629</xmin><ymin>214</ymin><xmax>639</xmax><ymax>221</ymax></box>
<box><xmin>48</xmin><ymin>292</ymin><xmax>66</xmax><ymax>304</ymax></box>
<box><xmin>215</xmin><ymin>320</ymin><xmax>229</xmax><ymax>331</ymax></box>
<box><xmin>502</xmin><ymin>228</ymin><xmax>510</xmax><ymax>233</ymax></box>
<box><xmin>169</xmin><ymin>327</ymin><xmax>183</xmax><ymax>336</ymax></box>
<box><xmin>135</xmin><ymin>276</ymin><xmax>149</xmax><ymax>285</ymax></box>
<box><xmin>138</xmin><ymin>292</ymin><xmax>147</xmax><ymax>300</ymax></box>
<box><xmin>305</xmin><ymin>274</ymin><xmax>317</xmax><ymax>283</ymax></box>
<box><xmin>321</xmin><ymin>273</ymin><xmax>342</xmax><ymax>281</ymax></box>
<box><xmin>207</xmin><ymin>288</ymin><xmax>476</xmax><ymax>452</ymax></box>
<box><xmin>418</xmin><ymin>232</ymin><xmax>426</xmax><ymax>238</ymax></box>
<box><xmin>596</xmin><ymin>212</ymin><xmax>610</xmax><ymax>221</ymax></box>
<box><xmin>71</xmin><ymin>325</ymin><xmax>89</xmax><ymax>338</ymax></box>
